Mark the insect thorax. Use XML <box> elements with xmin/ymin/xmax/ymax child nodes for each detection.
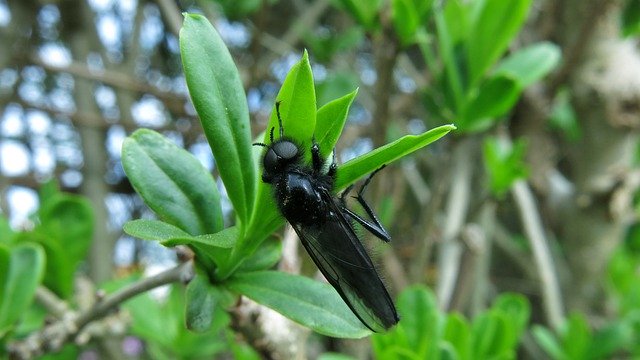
<box><xmin>274</xmin><ymin>171</ymin><xmax>332</xmax><ymax>226</ymax></box>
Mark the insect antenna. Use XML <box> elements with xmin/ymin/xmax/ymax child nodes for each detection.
<box><xmin>252</xmin><ymin>142</ymin><xmax>268</xmax><ymax>147</ymax></box>
<box><xmin>275</xmin><ymin>101</ymin><xmax>285</xmax><ymax>139</ymax></box>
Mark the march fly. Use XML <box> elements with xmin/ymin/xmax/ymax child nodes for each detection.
<box><xmin>254</xmin><ymin>102</ymin><xmax>399</xmax><ymax>332</ymax></box>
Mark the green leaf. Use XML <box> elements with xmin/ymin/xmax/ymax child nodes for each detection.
<box><xmin>162</xmin><ymin>227</ymin><xmax>238</xmax><ymax>249</ymax></box>
<box><xmin>332</xmin><ymin>0</ymin><xmax>382</xmax><ymax>30</ymax></box>
<box><xmin>336</xmin><ymin>124</ymin><xmax>456</xmax><ymax>190</ymax></box>
<box><xmin>124</xmin><ymin>219</ymin><xmax>191</xmax><ymax>241</ymax></box>
<box><xmin>549</xmin><ymin>88</ymin><xmax>581</xmax><ymax>141</ymax></box>
<box><xmin>126</xmin><ymin>285</ymin><xmax>229</xmax><ymax>358</ymax></box>
<box><xmin>564</xmin><ymin>313</ymin><xmax>591</xmax><ymax>359</ymax></box>
<box><xmin>180</xmin><ymin>13</ymin><xmax>255</xmax><ymax>226</ymax></box>
<box><xmin>532</xmin><ymin>325</ymin><xmax>565</xmax><ymax>359</ymax></box>
<box><xmin>265</xmin><ymin>50</ymin><xmax>317</xmax><ymax>155</ymax></box>
<box><xmin>435</xmin><ymin>6</ymin><xmax>465</xmax><ymax>113</ymax></box>
<box><xmin>185</xmin><ymin>273</ymin><xmax>216</xmax><ymax>332</ymax></box>
<box><xmin>122</xmin><ymin>129</ymin><xmax>223</xmax><ymax>236</ymax></box>
<box><xmin>466</xmin><ymin>0</ymin><xmax>532</xmax><ymax>86</ymax></box>
<box><xmin>395</xmin><ymin>285</ymin><xmax>441</xmax><ymax>356</ymax></box>
<box><xmin>244</xmin><ymin>52</ymin><xmax>317</xmax><ymax>255</ymax></box>
<box><xmin>0</xmin><ymin>244</ymin><xmax>45</xmax><ymax>336</ymax></box>
<box><xmin>460</xmin><ymin>74</ymin><xmax>521</xmax><ymax>133</ymax></box>
<box><xmin>123</xmin><ymin>219</ymin><xmax>237</xmax><ymax>249</ymax></box>
<box><xmin>236</xmin><ymin>236</ymin><xmax>282</xmax><ymax>273</ymax></box>
<box><xmin>392</xmin><ymin>0</ymin><xmax>421</xmax><ymax>46</ymax></box>
<box><xmin>443</xmin><ymin>313</ymin><xmax>470</xmax><ymax>360</ymax></box>
<box><xmin>318</xmin><ymin>353</ymin><xmax>358</xmax><ymax>360</ymax></box>
<box><xmin>226</xmin><ymin>271</ymin><xmax>371</xmax><ymax>338</ymax></box>
<box><xmin>623</xmin><ymin>0</ymin><xmax>640</xmax><ymax>37</ymax></box>
<box><xmin>0</xmin><ymin>216</ymin><xmax>15</xmax><ymax>245</ymax></box>
<box><xmin>483</xmin><ymin>137</ymin><xmax>529</xmax><ymax>197</ymax></box>
<box><xmin>495</xmin><ymin>42</ymin><xmax>561</xmax><ymax>87</ymax></box>
<box><xmin>38</xmin><ymin>193</ymin><xmax>94</xmax><ymax>270</ymax></box>
<box><xmin>589</xmin><ymin>319</ymin><xmax>635</xmax><ymax>359</ymax></box>
<box><xmin>492</xmin><ymin>293</ymin><xmax>531</xmax><ymax>349</ymax></box>
<box><xmin>315</xmin><ymin>88</ymin><xmax>358</xmax><ymax>159</ymax></box>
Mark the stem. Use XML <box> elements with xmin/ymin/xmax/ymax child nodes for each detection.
<box><xmin>8</xmin><ymin>261</ymin><xmax>195</xmax><ymax>360</ymax></box>
<box><xmin>511</xmin><ymin>180</ymin><xmax>564</xmax><ymax>329</ymax></box>
<box><xmin>437</xmin><ymin>138</ymin><xmax>474</xmax><ymax>309</ymax></box>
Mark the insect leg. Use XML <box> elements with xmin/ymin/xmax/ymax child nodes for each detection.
<box><xmin>311</xmin><ymin>139</ymin><xmax>325</xmax><ymax>174</ymax></box>
<box><xmin>339</xmin><ymin>166</ymin><xmax>391</xmax><ymax>242</ymax></box>
<box><xmin>327</xmin><ymin>148</ymin><xmax>337</xmax><ymax>179</ymax></box>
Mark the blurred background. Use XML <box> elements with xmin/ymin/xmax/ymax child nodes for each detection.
<box><xmin>1</xmin><ymin>0</ymin><xmax>640</xmax><ymax>358</ymax></box>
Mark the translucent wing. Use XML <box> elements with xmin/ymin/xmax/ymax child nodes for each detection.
<box><xmin>290</xmin><ymin>189</ymin><xmax>399</xmax><ymax>332</ymax></box>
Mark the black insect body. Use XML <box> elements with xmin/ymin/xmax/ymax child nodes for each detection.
<box><xmin>255</xmin><ymin>102</ymin><xmax>399</xmax><ymax>332</ymax></box>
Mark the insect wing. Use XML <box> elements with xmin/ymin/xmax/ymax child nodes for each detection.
<box><xmin>291</xmin><ymin>190</ymin><xmax>399</xmax><ymax>332</ymax></box>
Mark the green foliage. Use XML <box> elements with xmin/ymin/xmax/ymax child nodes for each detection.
<box><xmin>0</xmin><ymin>243</ymin><xmax>45</xmax><ymax>338</ymax></box>
<box><xmin>331</xmin><ymin>0</ymin><xmax>383</xmax><ymax>30</ymax></box>
<box><xmin>549</xmin><ymin>88</ymin><xmax>581</xmax><ymax>141</ymax></box>
<box><xmin>124</xmin><ymin>284</ymin><xmax>231</xmax><ymax>359</ymax></box>
<box><xmin>121</xmin><ymin>13</ymin><xmax>454</xmax><ymax>338</ymax></box>
<box><xmin>424</xmin><ymin>0</ymin><xmax>561</xmax><ymax>133</ymax></box>
<box><xmin>483</xmin><ymin>137</ymin><xmax>529</xmax><ymax>197</ymax></box>
<box><xmin>533</xmin><ymin>312</ymin><xmax>637</xmax><ymax>360</ymax></box>
<box><xmin>622</xmin><ymin>0</ymin><xmax>640</xmax><ymax>36</ymax></box>
<box><xmin>391</xmin><ymin>0</ymin><xmax>433</xmax><ymax>47</ymax></box>
<box><xmin>304</xmin><ymin>28</ymin><xmax>364</xmax><ymax>64</ymax></box>
<box><xmin>371</xmin><ymin>286</ymin><xmax>531</xmax><ymax>359</ymax></box>
<box><xmin>11</xmin><ymin>182</ymin><xmax>93</xmax><ymax>298</ymax></box>
<box><xmin>210</xmin><ymin>0</ymin><xmax>264</xmax><ymax>20</ymax></box>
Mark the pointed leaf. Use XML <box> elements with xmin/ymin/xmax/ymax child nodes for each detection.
<box><xmin>180</xmin><ymin>13</ymin><xmax>256</xmax><ymax>226</ymax></box>
<box><xmin>226</xmin><ymin>270</ymin><xmax>371</xmax><ymax>338</ymax></box>
<box><xmin>245</xmin><ymin>52</ymin><xmax>316</xmax><ymax>254</ymax></box>
<box><xmin>315</xmin><ymin>88</ymin><xmax>358</xmax><ymax>159</ymax></box>
<box><xmin>336</xmin><ymin>124</ymin><xmax>455</xmax><ymax>190</ymax></box>
<box><xmin>495</xmin><ymin>42</ymin><xmax>561</xmax><ymax>87</ymax></box>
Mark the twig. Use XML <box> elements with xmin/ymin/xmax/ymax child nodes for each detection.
<box><xmin>511</xmin><ymin>180</ymin><xmax>564</xmax><ymax>329</ymax></box>
<box><xmin>8</xmin><ymin>261</ymin><xmax>194</xmax><ymax>360</ymax></box>
<box><xmin>34</xmin><ymin>287</ymin><xmax>69</xmax><ymax>319</ymax></box>
<box><xmin>437</xmin><ymin>138</ymin><xmax>474</xmax><ymax>309</ymax></box>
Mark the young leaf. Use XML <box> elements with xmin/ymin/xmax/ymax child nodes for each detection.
<box><xmin>495</xmin><ymin>42</ymin><xmax>561</xmax><ymax>88</ymax></box>
<box><xmin>235</xmin><ymin>236</ymin><xmax>282</xmax><ymax>273</ymax></box>
<box><xmin>333</xmin><ymin>0</ymin><xmax>383</xmax><ymax>30</ymax></box>
<box><xmin>460</xmin><ymin>74</ymin><xmax>521</xmax><ymax>133</ymax></box>
<box><xmin>315</xmin><ymin>88</ymin><xmax>358</xmax><ymax>160</ymax></box>
<box><xmin>483</xmin><ymin>137</ymin><xmax>529</xmax><ymax>197</ymax></box>
<box><xmin>0</xmin><ymin>244</ymin><xmax>45</xmax><ymax>337</ymax></box>
<box><xmin>335</xmin><ymin>124</ymin><xmax>456</xmax><ymax>190</ymax></box>
<box><xmin>532</xmin><ymin>325</ymin><xmax>565</xmax><ymax>359</ymax></box>
<box><xmin>244</xmin><ymin>52</ymin><xmax>317</xmax><ymax>255</ymax></box>
<box><xmin>122</xmin><ymin>129</ymin><xmax>223</xmax><ymax>236</ymax></box>
<box><xmin>466</xmin><ymin>0</ymin><xmax>532</xmax><ymax>86</ymax></box>
<box><xmin>226</xmin><ymin>271</ymin><xmax>371</xmax><ymax>338</ymax></box>
<box><xmin>38</xmin><ymin>193</ymin><xmax>94</xmax><ymax>271</ymax></box>
<box><xmin>185</xmin><ymin>272</ymin><xmax>217</xmax><ymax>332</ymax></box>
<box><xmin>392</xmin><ymin>0</ymin><xmax>420</xmax><ymax>46</ymax></box>
<box><xmin>180</xmin><ymin>13</ymin><xmax>256</xmax><ymax>226</ymax></box>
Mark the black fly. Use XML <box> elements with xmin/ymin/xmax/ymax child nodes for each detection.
<box><xmin>254</xmin><ymin>102</ymin><xmax>399</xmax><ymax>332</ymax></box>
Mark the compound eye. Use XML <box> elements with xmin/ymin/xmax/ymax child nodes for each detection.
<box><xmin>273</xmin><ymin>141</ymin><xmax>299</xmax><ymax>160</ymax></box>
<box><xmin>263</xmin><ymin>148</ymin><xmax>279</xmax><ymax>171</ymax></box>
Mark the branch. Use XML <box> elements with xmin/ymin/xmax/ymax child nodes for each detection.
<box><xmin>436</xmin><ymin>138</ymin><xmax>474</xmax><ymax>309</ymax></box>
<box><xmin>8</xmin><ymin>261</ymin><xmax>195</xmax><ymax>360</ymax></box>
<box><xmin>511</xmin><ymin>180</ymin><xmax>564</xmax><ymax>329</ymax></box>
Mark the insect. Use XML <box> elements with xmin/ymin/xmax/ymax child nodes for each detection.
<box><xmin>254</xmin><ymin>101</ymin><xmax>399</xmax><ymax>332</ymax></box>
